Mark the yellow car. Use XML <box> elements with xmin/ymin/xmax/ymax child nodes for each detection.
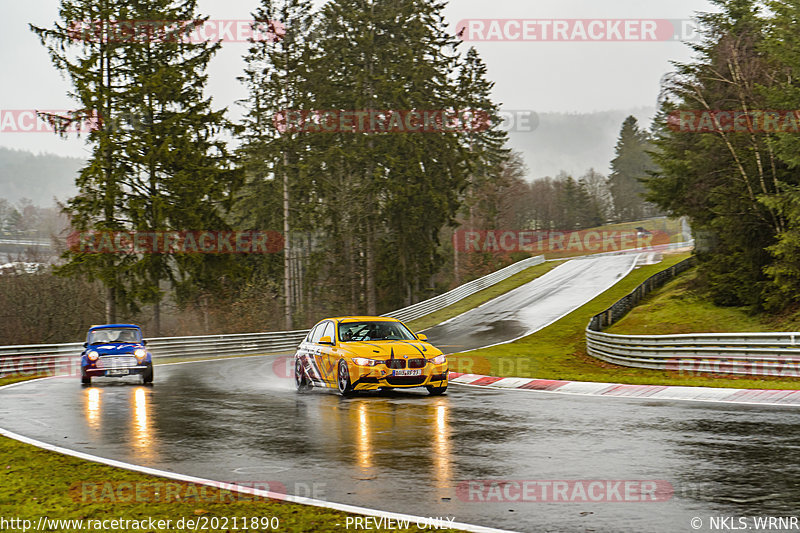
<box><xmin>294</xmin><ymin>316</ymin><xmax>448</xmax><ymax>396</ymax></box>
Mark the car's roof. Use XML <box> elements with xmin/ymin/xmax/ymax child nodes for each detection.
<box><xmin>89</xmin><ymin>323</ymin><xmax>142</xmax><ymax>330</ymax></box>
<box><xmin>323</xmin><ymin>316</ymin><xmax>401</xmax><ymax>323</ymax></box>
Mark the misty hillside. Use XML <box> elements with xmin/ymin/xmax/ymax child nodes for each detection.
<box><xmin>507</xmin><ymin>107</ymin><xmax>656</xmax><ymax>179</ymax></box>
<box><xmin>0</xmin><ymin>108</ymin><xmax>655</xmax><ymax>207</ymax></box>
<box><xmin>0</xmin><ymin>147</ymin><xmax>82</xmax><ymax>205</ymax></box>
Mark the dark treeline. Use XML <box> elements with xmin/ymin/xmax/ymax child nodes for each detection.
<box><xmin>647</xmin><ymin>0</ymin><xmax>800</xmax><ymax>312</ymax></box>
<box><xmin>28</xmin><ymin>0</ymin><xmax>511</xmax><ymax>333</ymax></box>
<box><xmin>15</xmin><ymin>0</ymin><xmax>662</xmax><ymax>342</ymax></box>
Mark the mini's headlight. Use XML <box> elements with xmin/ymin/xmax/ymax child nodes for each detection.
<box><xmin>430</xmin><ymin>354</ymin><xmax>446</xmax><ymax>365</ymax></box>
<box><xmin>87</xmin><ymin>350</ymin><xmax>99</xmax><ymax>361</ymax></box>
<box><xmin>134</xmin><ymin>348</ymin><xmax>146</xmax><ymax>360</ymax></box>
<box><xmin>352</xmin><ymin>357</ymin><xmax>377</xmax><ymax>366</ymax></box>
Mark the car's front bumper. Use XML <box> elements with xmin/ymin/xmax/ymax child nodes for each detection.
<box><xmin>350</xmin><ymin>365</ymin><xmax>448</xmax><ymax>390</ymax></box>
<box><xmin>83</xmin><ymin>365</ymin><xmax>148</xmax><ymax>377</ymax></box>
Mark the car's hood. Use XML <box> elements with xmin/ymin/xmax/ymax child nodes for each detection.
<box><xmin>87</xmin><ymin>343</ymin><xmax>143</xmax><ymax>356</ymax></box>
<box><xmin>342</xmin><ymin>340</ymin><xmax>442</xmax><ymax>359</ymax></box>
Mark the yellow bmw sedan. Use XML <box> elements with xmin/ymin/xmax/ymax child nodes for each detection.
<box><xmin>293</xmin><ymin>316</ymin><xmax>448</xmax><ymax>396</ymax></box>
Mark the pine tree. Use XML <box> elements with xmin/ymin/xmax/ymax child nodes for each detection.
<box><xmin>237</xmin><ymin>0</ymin><xmax>316</xmax><ymax>328</ymax></box>
<box><xmin>755</xmin><ymin>0</ymin><xmax>800</xmax><ymax>308</ymax></box>
<box><xmin>31</xmin><ymin>0</ymin><xmax>136</xmax><ymax>322</ymax></box>
<box><xmin>33</xmin><ymin>0</ymin><xmax>240</xmax><ymax>331</ymax></box>
<box><xmin>115</xmin><ymin>0</ymin><xmax>241</xmax><ymax>334</ymax></box>
<box><xmin>647</xmin><ymin>0</ymin><xmax>786</xmax><ymax>307</ymax></box>
<box><xmin>608</xmin><ymin>116</ymin><xmax>656</xmax><ymax>222</ymax></box>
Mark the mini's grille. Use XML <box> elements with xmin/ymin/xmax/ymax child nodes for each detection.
<box><xmin>96</xmin><ymin>355</ymin><xmax>138</xmax><ymax>369</ymax></box>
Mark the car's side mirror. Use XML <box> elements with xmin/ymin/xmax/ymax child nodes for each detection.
<box><xmin>83</xmin><ymin>342</ymin><xmax>88</xmax><ymax>348</ymax></box>
<box><xmin>416</xmin><ymin>333</ymin><xmax>427</xmax><ymax>341</ymax></box>
<box><xmin>142</xmin><ymin>340</ymin><xmax>147</xmax><ymax>346</ymax></box>
<box><xmin>319</xmin><ymin>336</ymin><xmax>334</xmax><ymax>345</ymax></box>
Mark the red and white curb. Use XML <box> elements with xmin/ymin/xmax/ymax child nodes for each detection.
<box><xmin>448</xmin><ymin>372</ymin><xmax>800</xmax><ymax>407</ymax></box>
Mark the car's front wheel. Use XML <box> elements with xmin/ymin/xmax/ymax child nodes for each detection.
<box><xmin>337</xmin><ymin>359</ymin><xmax>353</xmax><ymax>396</ymax></box>
<box><xmin>141</xmin><ymin>363</ymin><xmax>153</xmax><ymax>384</ymax></box>
<box><xmin>426</xmin><ymin>385</ymin><xmax>447</xmax><ymax>396</ymax></box>
<box><xmin>81</xmin><ymin>371</ymin><xmax>91</xmax><ymax>386</ymax></box>
<box><xmin>295</xmin><ymin>359</ymin><xmax>311</xmax><ymax>392</ymax></box>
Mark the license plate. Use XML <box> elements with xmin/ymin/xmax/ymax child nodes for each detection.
<box><xmin>107</xmin><ymin>369</ymin><xmax>128</xmax><ymax>376</ymax></box>
<box><xmin>394</xmin><ymin>369</ymin><xmax>422</xmax><ymax>376</ymax></box>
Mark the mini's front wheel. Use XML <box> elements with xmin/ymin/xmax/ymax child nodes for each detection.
<box><xmin>141</xmin><ymin>363</ymin><xmax>153</xmax><ymax>384</ymax></box>
<box><xmin>337</xmin><ymin>360</ymin><xmax>353</xmax><ymax>396</ymax></box>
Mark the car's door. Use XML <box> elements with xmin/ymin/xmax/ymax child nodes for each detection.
<box><xmin>300</xmin><ymin>323</ymin><xmax>324</xmax><ymax>384</ymax></box>
<box><xmin>317</xmin><ymin>321</ymin><xmax>338</xmax><ymax>385</ymax></box>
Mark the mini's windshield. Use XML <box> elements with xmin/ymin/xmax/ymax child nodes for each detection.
<box><xmin>338</xmin><ymin>321</ymin><xmax>416</xmax><ymax>342</ymax></box>
<box><xmin>88</xmin><ymin>328</ymin><xmax>140</xmax><ymax>344</ymax></box>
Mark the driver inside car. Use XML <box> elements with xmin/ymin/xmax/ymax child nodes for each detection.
<box><xmin>118</xmin><ymin>330</ymin><xmax>137</xmax><ymax>342</ymax></box>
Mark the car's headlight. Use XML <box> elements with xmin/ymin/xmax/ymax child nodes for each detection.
<box><xmin>134</xmin><ymin>348</ymin><xmax>147</xmax><ymax>360</ymax></box>
<box><xmin>87</xmin><ymin>350</ymin><xmax>99</xmax><ymax>361</ymax></box>
<box><xmin>430</xmin><ymin>354</ymin><xmax>446</xmax><ymax>365</ymax></box>
<box><xmin>352</xmin><ymin>357</ymin><xmax>377</xmax><ymax>367</ymax></box>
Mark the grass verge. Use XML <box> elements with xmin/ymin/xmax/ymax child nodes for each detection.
<box><xmin>406</xmin><ymin>259</ymin><xmax>561</xmax><ymax>332</ymax></box>
<box><xmin>606</xmin><ymin>269</ymin><xmax>783</xmax><ymax>335</ymax></box>
<box><xmin>0</xmin><ymin>377</ymin><xmax>464</xmax><ymax>533</ymax></box>
<box><xmin>453</xmin><ymin>253</ymin><xmax>800</xmax><ymax>389</ymax></box>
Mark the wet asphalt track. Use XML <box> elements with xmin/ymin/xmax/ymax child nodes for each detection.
<box><xmin>2</xmin><ymin>358</ymin><xmax>800</xmax><ymax>533</ymax></box>
<box><xmin>3</xmin><ymin>254</ymin><xmax>800</xmax><ymax>532</ymax></box>
<box><xmin>424</xmin><ymin>254</ymin><xmax>638</xmax><ymax>354</ymax></box>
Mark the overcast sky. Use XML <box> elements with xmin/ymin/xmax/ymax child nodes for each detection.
<box><xmin>0</xmin><ymin>0</ymin><xmax>714</xmax><ymax>159</ymax></box>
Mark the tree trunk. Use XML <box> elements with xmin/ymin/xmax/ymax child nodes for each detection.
<box><xmin>201</xmin><ymin>293</ymin><xmax>210</xmax><ymax>333</ymax></box>
<box><xmin>105</xmin><ymin>285</ymin><xmax>116</xmax><ymax>324</ymax></box>
<box><xmin>366</xmin><ymin>229</ymin><xmax>376</xmax><ymax>315</ymax></box>
<box><xmin>283</xmin><ymin>156</ymin><xmax>293</xmax><ymax>329</ymax></box>
<box><xmin>153</xmin><ymin>300</ymin><xmax>161</xmax><ymax>337</ymax></box>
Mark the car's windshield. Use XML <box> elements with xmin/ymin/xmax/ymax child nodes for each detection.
<box><xmin>338</xmin><ymin>321</ymin><xmax>416</xmax><ymax>342</ymax></box>
<box><xmin>88</xmin><ymin>328</ymin><xmax>140</xmax><ymax>344</ymax></box>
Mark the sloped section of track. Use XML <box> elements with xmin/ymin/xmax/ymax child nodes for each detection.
<box><xmin>425</xmin><ymin>254</ymin><xmax>638</xmax><ymax>354</ymax></box>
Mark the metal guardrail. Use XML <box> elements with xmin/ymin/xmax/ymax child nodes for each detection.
<box><xmin>588</xmin><ymin>256</ymin><xmax>697</xmax><ymax>331</ymax></box>
<box><xmin>0</xmin><ymin>255</ymin><xmax>546</xmax><ymax>377</ymax></box>
<box><xmin>586</xmin><ymin>256</ymin><xmax>800</xmax><ymax>377</ymax></box>
<box><xmin>0</xmin><ymin>330</ymin><xmax>311</xmax><ymax>378</ymax></box>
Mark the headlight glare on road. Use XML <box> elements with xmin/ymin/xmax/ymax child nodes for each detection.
<box><xmin>87</xmin><ymin>350</ymin><xmax>99</xmax><ymax>361</ymax></box>
<box><xmin>134</xmin><ymin>348</ymin><xmax>146</xmax><ymax>360</ymax></box>
<box><xmin>430</xmin><ymin>354</ymin><xmax>446</xmax><ymax>365</ymax></box>
<box><xmin>352</xmin><ymin>357</ymin><xmax>377</xmax><ymax>366</ymax></box>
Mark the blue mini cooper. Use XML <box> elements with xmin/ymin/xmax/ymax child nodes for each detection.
<box><xmin>80</xmin><ymin>324</ymin><xmax>153</xmax><ymax>385</ymax></box>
